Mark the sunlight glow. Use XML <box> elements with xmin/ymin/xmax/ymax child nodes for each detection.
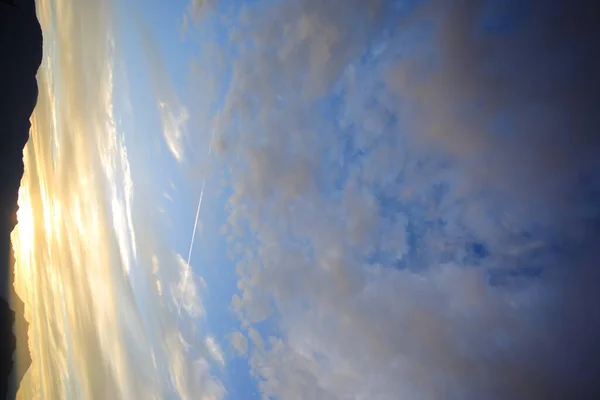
<box><xmin>10</xmin><ymin>1</ymin><xmax>209</xmax><ymax>398</ymax></box>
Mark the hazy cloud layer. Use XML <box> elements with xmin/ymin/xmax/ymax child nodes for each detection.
<box><xmin>12</xmin><ymin>1</ymin><xmax>222</xmax><ymax>398</ymax></box>
<box><xmin>185</xmin><ymin>0</ymin><xmax>600</xmax><ymax>399</ymax></box>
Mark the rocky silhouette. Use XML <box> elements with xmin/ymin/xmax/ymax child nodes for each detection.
<box><xmin>0</xmin><ymin>0</ymin><xmax>42</xmax><ymax>398</ymax></box>
<box><xmin>0</xmin><ymin>1</ymin><xmax>18</xmax><ymax>9</ymax></box>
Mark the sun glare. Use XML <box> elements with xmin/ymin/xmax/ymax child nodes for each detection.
<box><xmin>12</xmin><ymin>184</ymin><xmax>35</xmax><ymax>288</ymax></box>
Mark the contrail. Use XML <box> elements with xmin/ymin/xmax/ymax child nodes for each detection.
<box><xmin>177</xmin><ymin>123</ymin><xmax>217</xmax><ymax>319</ymax></box>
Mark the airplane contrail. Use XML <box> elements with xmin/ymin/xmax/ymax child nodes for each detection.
<box><xmin>177</xmin><ymin>123</ymin><xmax>217</xmax><ymax>319</ymax></box>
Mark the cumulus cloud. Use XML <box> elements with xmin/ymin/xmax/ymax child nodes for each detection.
<box><xmin>184</xmin><ymin>0</ymin><xmax>600</xmax><ymax>399</ymax></box>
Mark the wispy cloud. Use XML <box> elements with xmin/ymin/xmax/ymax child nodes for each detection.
<box><xmin>173</xmin><ymin>254</ymin><xmax>206</xmax><ymax>319</ymax></box>
<box><xmin>205</xmin><ymin>336</ymin><xmax>225</xmax><ymax>367</ymax></box>
<box><xmin>137</xmin><ymin>18</ymin><xmax>189</xmax><ymax>163</ymax></box>
<box><xmin>229</xmin><ymin>331</ymin><xmax>248</xmax><ymax>356</ymax></box>
<box><xmin>187</xmin><ymin>0</ymin><xmax>219</xmax><ymax>24</ymax></box>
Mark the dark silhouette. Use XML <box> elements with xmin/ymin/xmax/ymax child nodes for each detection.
<box><xmin>0</xmin><ymin>0</ymin><xmax>42</xmax><ymax>398</ymax></box>
<box><xmin>0</xmin><ymin>1</ymin><xmax>18</xmax><ymax>9</ymax></box>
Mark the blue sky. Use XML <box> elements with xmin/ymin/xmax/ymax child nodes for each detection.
<box><xmin>16</xmin><ymin>0</ymin><xmax>600</xmax><ymax>399</ymax></box>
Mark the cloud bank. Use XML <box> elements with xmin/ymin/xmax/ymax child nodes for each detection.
<box><xmin>185</xmin><ymin>1</ymin><xmax>600</xmax><ymax>399</ymax></box>
<box><xmin>12</xmin><ymin>0</ymin><xmax>223</xmax><ymax>398</ymax></box>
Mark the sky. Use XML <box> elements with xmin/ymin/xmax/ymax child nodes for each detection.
<box><xmin>10</xmin><ymin>0</ymin><xmax>600</xmax><ymax>399</ymax></box>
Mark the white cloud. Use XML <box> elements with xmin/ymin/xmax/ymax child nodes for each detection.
<box><xmin>229</xmin><ymin>331</ymin><xmax>248</xmax><ymax>356</ymax></box>
<box><xmin>188</xmin><ymin>0</ymin><xmax>219</xmax><ymax>23</ymax></box>
<box><xmin>172</xmin><ymin>253</ymin><xmax>206</xmax><ymax>318</ymax></box>
<box><xmin>205</xmin><ymin>336</ymin><xmax>225</xmax><ymax>367</ymax></box>
<box><xmin>158</xmin><ymin>101</ymin><xmax>189</xmax><ymax>163</ymax></box>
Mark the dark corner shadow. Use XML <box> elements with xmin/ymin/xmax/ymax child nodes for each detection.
<box><xmin>0</xmin><ymin>0</ymin><xmax>43</xmax><ymax>399</ymax></box>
